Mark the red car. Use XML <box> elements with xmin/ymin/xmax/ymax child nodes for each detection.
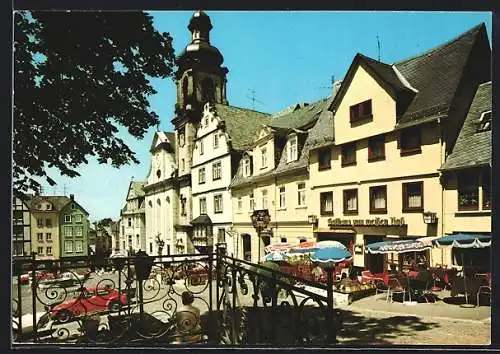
<box><xmin>48</xmin><ymin>286</ymin><xmax>135</xmax><ymax>323</ymax></box>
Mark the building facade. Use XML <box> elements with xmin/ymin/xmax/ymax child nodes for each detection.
<box><xmin>29</xmin><ymin>196</ymin><xmax>65</xmax><ymax>260</ymax></box>
<box><xmin>59</xmin><ymin>195</ymin><xmax>90</xmax><ymax>258</ymax></box>
<box><xmin>143</xmin><ymin>132</ymin><xmax>178</xmax><ymax>256</ymax></box>
<box><xmin>307</xmin><ymin>24</ymin><xmax>490</xmax><ymax>272</ymax></box>
<box><xmin>439</xmin><ymin>81</ymin><xmax>491</xmax><ymax>268</ymax></box>
<box><xmin>13</xmin><ymin>193</ymin><xmax>32</xmax><ymax>258</ymax></box>
<box><xmin>120</xmin><ymin>180</ymin><xmax>147</xmax><ymax>254</ymax></box>
<box><xmin>230</xmin><ymin>98</ymin><xmax>332</xmax><ymax>263</ymax></box>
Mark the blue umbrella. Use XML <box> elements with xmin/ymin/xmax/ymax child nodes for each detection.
<box><xmin>310</xmin><ymin>247</ymin><xmax>352</xmax><ymax>264</ymax></box>
<box><xmin>432</xmin><ymin>233</ymin><xmax>491</xmax><ymax>248</ymax></box>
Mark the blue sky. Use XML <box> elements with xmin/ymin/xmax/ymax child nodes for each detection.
<box><xmin>38</xmin><ymin>11</ymin><xmax>492</xmax><ymax>222</ymax></box>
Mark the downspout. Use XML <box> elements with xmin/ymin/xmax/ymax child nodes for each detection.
<box><xmin>439</xmin><ymin>117</ymin><xmax>445</xmax><ymax>266</ymax></box>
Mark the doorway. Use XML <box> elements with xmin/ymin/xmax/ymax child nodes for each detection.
<box><xmin>365</xmin><ymin>235</ymin><xmax>385</xmax><ymax>274</ymax></box>
<box><xmin>242</xmin><ymin>234</ymin><xmax>251</xmax><ymax>261</ymax></box>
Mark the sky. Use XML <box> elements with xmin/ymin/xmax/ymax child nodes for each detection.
<box><xmin>37</xmin><ymin>11</ymin><xmax>492</xmax><ymax>222</ymax></box>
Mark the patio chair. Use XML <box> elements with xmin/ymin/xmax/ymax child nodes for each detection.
<box><xmin>374</xmin><ymin>279</ymin><xmax>390</xmax><ymax>299</ymax></box>
<box><xmin>387</xmin><ymin>278</ymin><xmax>406</xmax><ymax>303</ymax></box>
<box><xmin>476</xmin><ymin>273</ymin><xmax>491</xmax><ymax>307</ymax></box>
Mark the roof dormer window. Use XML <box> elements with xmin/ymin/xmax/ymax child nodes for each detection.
<box><xmin>244</xmin><ymin>157</ymin><xmax>252</xmax><ymax>177</ymax></box>
<box><xmin>287</xmin><ymin>135</ymin><xmax>298</xmax><ymax>163</ymax></box>
<box><xmin>476</xmin><ymin>110</ymin><xmax>492</xmax><ymax>132</ymax></box>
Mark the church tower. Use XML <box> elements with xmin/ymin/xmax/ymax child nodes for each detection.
<box><xmin>172</xmin><ymin>11</ymin><xmax>229</xmax><ymax>253</ymax></box>
<box><xmin>173</xmin><ymin>10</ymin><xmax>229</xmax><ymax>178</ymax></box>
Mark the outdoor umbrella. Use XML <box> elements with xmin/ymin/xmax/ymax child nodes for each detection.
<box><xmin>261</xmin><ymin>251</ymin><xmax>289</xmax><ymax>262</ymax></box>
<box><xmin>310</xmin><ymin>247</ymin><xmax>352</xmax><ymax>265</ymax></box>
<box><xmin>287</xmin><ymin>241</ymin><xmax>317</xmax><ymax>254</ymax></box>
<box><xmin>365</xmin><ymin>239</ymin><xmax>432</xmax><ymax>254</ymax></box>
<box><xmin>432</xmin><ymin>233</ymin><xmax>491</xmax><ymax>305</ymax></box>
<box><xmin>264</xmin><ymin>242</ymin><xmax>292</xmax><ymax>254</ymax></box>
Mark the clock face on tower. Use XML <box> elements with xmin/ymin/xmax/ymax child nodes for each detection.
<box><xmin>179</xmin><ymin>132</ymin><xmax>185</xmax><ymax>147</ymax></box>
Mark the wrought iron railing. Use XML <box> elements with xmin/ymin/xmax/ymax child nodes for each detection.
<box><xmin>12</xmin><ymin>246</ymin><xmax>340</xmax><ymax>347</ymax></box>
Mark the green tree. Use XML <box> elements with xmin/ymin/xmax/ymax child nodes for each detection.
<box><xmin>13</xmin><ymin>11</ymin><xmax>176</xmax><ymax>193</ymax></box>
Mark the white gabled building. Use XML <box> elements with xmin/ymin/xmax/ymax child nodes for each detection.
<box><xmin>143</xmin><ymin>131</ymin><xmax>178</xmax><ymax>256</ymax></box>
<box><xmin>190</xmin><ymin>103</ymin><xmax>270</xmax><ymax>255</ymax></box>
<box><xmin>119</xmin><ymin>180</ymin><xmax>147</xmax><ymax>254</ymax></box>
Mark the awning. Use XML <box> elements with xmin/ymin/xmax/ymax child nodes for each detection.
<box><xmin>432</xmin><ymin>233</ymin><xmax>491</xmax><ymax>249</ymax></box>
<box><xmin>366</xmin><ymin>239</ymin><xmax>432</xmax><ymax>254</ymax></box>
<box><xmin>190</xmin><ymin>214</ymin><xmax>212</xmax><ymax>225</ymax></box>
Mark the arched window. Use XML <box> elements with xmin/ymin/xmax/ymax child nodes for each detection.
<box><xmin>201</xmin><ymin>77</ymin><xmax>215</xmax><ymax>103</ymax></box>
<box><xmin>182</xmin><ymin>76</ymin><xmax>189</xmax><ymax>100</ymax></box>
<box><xmin>157</xmin><ymin>198</ymin><xmax>161</xmax><ymax>206</ymax></box>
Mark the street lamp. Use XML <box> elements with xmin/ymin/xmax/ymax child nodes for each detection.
<box><xmin>251</xmin><ymin>209</ymin><xmax>271</xmax><ymax>263</ymax></box>
<box><xmin>155</xmin><ymin>233</ymin><xmax>165</xmax><ymax>256</ymax></box>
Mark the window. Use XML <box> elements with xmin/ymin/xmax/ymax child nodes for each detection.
<box><xmin>281</xmin><ymin>238</ymin><xmax>287</xmax><ymax>243</ymax></box>
<box><xmin>368</xmin><ymin>135</ymin><xmax>385</xmax><ymax>162</ymax></box>
<box><xmin>199</xmin><ymin>139</ymin><xmax>204</xmax><ymax>155</ymax></box>
<box><xmin>179</xmin><ymin>131</ymin><xmax>185</xmax><ymax>147</ymax></box>
<box><xmin>75</xmin><ymin>227</ymin><xmax>83</xmax><ymax>237</ymax></box>
<box><xmin>214</xmin><ymin>194</ymin><xmax>223</xmax><ymax>214</ymax></box>
<box><xmin>244</xmin><ymin>158</ymin><xmax>251</xmax><ymax>177</ymax></box>
<box><xmin>37</xmin><ymin>246</ymin><xmax>44</xmax><ymax>255</ymax></box>
<box><xmin>201</xmin><ymin>77</ymin><xmax>215</xmax><ymax>103</ymax></box>
<box><xmin>320</xmin><ymin>192</ymin><xmax>334</xmax><ymax>215</ymax></box>
<box><xmin>64</xmin><ymin>214</ymin><xmax>71</xmax><ymax>223</ymax></box>
<box><xmin>181</xmin><ymin>158</ymin><xmax>185</xmax><ymax>172</ymax></box>
<box><xmin>46</xmin><ymin>246</ymin><xmax>52</xmax><ymax>255</ymax></box>
<box><xmin>75</xmin><ymin>241</ymin><xmax>83</xmax><ymax>253</ymax></box>
<box><xmin>75</xmin><ymin>214</ymin><xmax>82</xmax><ymax>223</ymax></box>
<box><xmin>200</xmin><ymin>197</ymin><xmax>207</xmax><ymax>214</ymax></box>
<box><xmin>37</xmin><ymin>233</ymin><xmax>43</xmax><ymax>242</ymax></box>
<box><xmin>482</xmin><ymin>169</ymin><xmax>491</xmax><ymax>209</ymax></box>
<box><xmin>343</xmin><ymin>189</ymin><xmax>358</xmax><ymax>214</ymax></box>
<box><xmin>212</xmin><ymin>161</ymin><xmax>222</xmax><ymax>180</ymax></box>
<box><xmin>199</xmin><ymin>168</ymin><xmax>206</xmax><ymax>184</ymax></box>
<box><xmin>370</xmin><ymin>186</ymin><xmax>387</xmax><ymax>214</ymax></box>
<box><xmin>45</xmin><ymin>204</ymin><xmax>52</xmax><ymax>211</ymax></box>
<box><xmin>402</xmin><ymin>182</ymin><xmax>424</xmax><ymax>212</ymax></box>
<box><xmin>136</xmin><ymin>234</ymin><xmax>140</xmax><ymax>246</ymax></box>
<box><xmin>64</xmin><ymin>227</ymin><xmax>73</xmax><ymax>237</ymax></box>
<box><xmin>65</xmin><ymin>241</ymin><xmax>73</xmax><ymax>253</ymax></box>
<box><xmin>218</xmin><ymin>228</ymin><xmax>225</xmax><ymax>243</ymax></box>
<box><xmin>299</xmin><ymin>238</ymin><xmax>307</xmax><ymax>243</ymax></box>
<box><xmin>37</xmin><ymin>218</ymin><xmax>43</xmax><ymax>227</ymax></box>
<box><xmin>262</xmin><ymin>189</ymin><xmax>268</xmax><ymax>210</ymax></box>
<box><xmin>46</xmin><ymin>233</ymin><xmax>52</xmax><ymax>242</ymax></box>
<box><xmin>341</xmin><ymin>143</ymin><xmax>356</xmax><ymax>166</ymax></box>
<box><xmin>149</xmin><ymin>242</ymin><xmax>153</xmax><ymax>254</ymax></box>
<box><xmin>476</xmin><ymin>110</ymin><xmax>492</xmax><ymax>132</ymax></box>
<box><xmin>181</xmin><ymin>195</ymin><xmax>187</xmax><ymax>216</ymax></box>
<box><xmin>400</xmin><ymin>127</ymin><xmax>421</xmax><ymax>155</ymax></box>
<box><xmin>13</xmin><ymin>210</ymin><xmax>23</xmax><ymax>224</ymax></box>
<box><xmin>237</xmin><ymin>197</ymin><xmax>242</xmax><ymax>212</ymax></box>
<box><xmin>156</xmin><ymin>169</ymin><xmax>162</xmax><ymax>179</ymax></box>
<box><xmin>71</xmin><ymin>203</ymin><xmax>76</xmax><ymax>209</ymax></box>
<box><xmin>249</xmin><ymin>193</ymin><xmax>255</xmax><ymax>211</ymax></box>
<box><xmin>297</xmin><ymin>183</ymin><xmax>306</xmax><ymax>207</ymax></box>
<box><xmin>318</xmin><ymin>148</ymin><xmax>331</xmax><ymax>170</ymax></box>
<box><xmin>287</xmin><ymin>135</ymin><xmax>298</xmax><ymax>162</ymax></box>
<box><xmin>128</xmin><ymin>218</ymin><xmax>132</xmax><ymax>227</ymax></box>
<box><xmin>279</xmin><ymin>187</ymin><xmax>286</xmax><ymax>209</ymax></box>
<box><xmin>45</xmin><ymin>218</ymin><xmax>52</xmax><ymax>227</ymax></box>
<box><xmin>350</xmin><ymin>99</ymin><xmax>372</xmax><ymax>123</ymax></box>
<box><xmin>213</xmin><ymin>133</ymin><xmax>219</xmax><ymax>148</ymax></box>
<box><xmin>458</xmin><ymin>171</ymin><xmax>479</xmax><ymax>211</ymax></box>
<box><xmin>261</xmin><ymin>147</ymin><xmax>267</xmax><ymax>168</ymax></box>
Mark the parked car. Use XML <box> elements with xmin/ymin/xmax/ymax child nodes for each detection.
<box><xmin>19</xmin><ymin>271</ymin><xmax>54</xmax><ymax>285</ymax></box>
<box><xmin>12</xmin><ymin>311</ymin><xmax>54</xmax><ymax>341</ymax></box>
<box><xmin>47</xmin><ymin>286</ymin><xmax>136</xmax><ymax>324</ymax></box>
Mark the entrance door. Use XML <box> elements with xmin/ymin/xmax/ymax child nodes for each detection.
<box><xmin>365</xmin><ymin>235</ymin><xmax>385</xmax><ymax>274</ymax></box>
<box><xmin>242</xmin><ymin>234</ymin><xmax>251</xmax><ymax>261</ymax></box>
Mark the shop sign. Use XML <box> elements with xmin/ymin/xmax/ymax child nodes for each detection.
<box><xmin>328</xmin><ymin>217</ymin><xmax>406</xmax><ymax>228</ymax></box>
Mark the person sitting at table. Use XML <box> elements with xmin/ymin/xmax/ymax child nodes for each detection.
<box><xmin>414</xmin><ymin>263</ymin><xmax>431</xmax><ymax>289</ymax></box>
<box><xmin>389</xmin><ymin>264</ymin><xmax>398</xmax><ymax>275</ymax></box>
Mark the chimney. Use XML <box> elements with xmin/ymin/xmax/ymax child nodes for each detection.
<box><xmin>70</xmin><ymin>194</ymin><xmax>74</xmax><ymax>201</ymax></box>
<box><xmin>333</xmin><ymin>80</ymin><xmax>342</xmax><ymax>97</ymax></box>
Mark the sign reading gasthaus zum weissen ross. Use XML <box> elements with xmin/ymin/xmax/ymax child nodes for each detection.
<box><xmin>328</xmin><ymin>217</ymin><xmax>406</xmax><ymax>228</ymax></box>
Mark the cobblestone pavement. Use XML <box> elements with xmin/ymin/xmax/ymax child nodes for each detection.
<box><xmin>337</xmin><ymin>307</ymin><xmax>491</xmax><ymax>345</ymax></box>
